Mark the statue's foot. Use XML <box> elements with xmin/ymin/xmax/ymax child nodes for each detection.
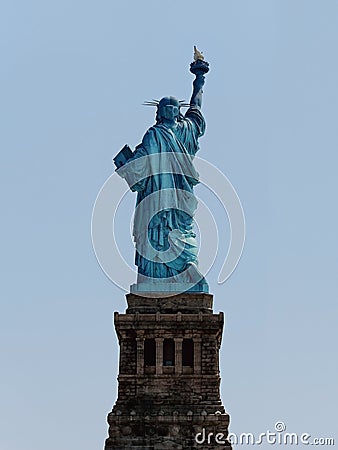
<box><xmin>185</xmin><ymin>262</ymin><xmax>207</xmax><ymax>284</ymax></box>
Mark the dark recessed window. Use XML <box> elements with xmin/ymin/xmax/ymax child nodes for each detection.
<box><xmin>182</xmin><ymin>339</ymin><xmax>194</xmax><ymax>367</ymax></box>
<box><xmin>163</xmin><ymin>339</ymin><xmax>175</xmax><ymax>366</ymax></box>
<box><xmin>144</xmin><ymin>339</ymin><xmax>156</xmax><ymax>366</ymax></box>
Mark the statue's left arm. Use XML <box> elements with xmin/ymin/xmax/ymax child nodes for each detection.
<box><xmin>115</xmin><ymin>128</ymin><xmax>158</xmax><ymax>192</ymax></box>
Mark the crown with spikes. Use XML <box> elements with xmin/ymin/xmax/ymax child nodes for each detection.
<box><xmin>143</xmin><ymin>99</ymin><xmax>191</xmax><ymax>108</ymax></box>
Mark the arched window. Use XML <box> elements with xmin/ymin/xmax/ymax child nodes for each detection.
<box><xmin>144</xmin><ymin>339</ymin><xmax>156</xmax><ymax>366</ymax></box>
<box><xmin>163</xmin><ymin>339</ymin><xmax>175</xmax><ymax>366</ymax></box>
<box><xmin>182</xmin><ymin>339</ymin><xmax>194</xmax><ymax>367</ymax></box>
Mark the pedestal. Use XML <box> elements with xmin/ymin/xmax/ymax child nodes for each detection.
<box><xmin>103</xmin><ymin>293</ymin><xmax>232</xmax><ymax>449</ymax></box>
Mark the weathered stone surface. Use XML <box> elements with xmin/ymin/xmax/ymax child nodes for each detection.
<box><xmin>103</xmin><ymin>293</ymin><xmax>232</xmax><ymax>449</ymax></box>
<box><xmin>126</xmin><ymin>293</ymin><xmax>214</xmax><ymax>314</ymax></box>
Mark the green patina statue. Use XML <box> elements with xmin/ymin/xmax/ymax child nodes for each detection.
<box><xmin>114</xmin><ymin>47</ymin><xmax>210</xmax><ymax>293</ymax></box>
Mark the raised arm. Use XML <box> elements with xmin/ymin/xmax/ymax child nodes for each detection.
<box><xmin>189</xmin><ymin>47</ymin><xmax>209</xmax><ymax>108</ymax></box>
<box><xmin>190</xmin><ymin>73</ymin><xmax>205</xmax><ymax>108</ymax></box>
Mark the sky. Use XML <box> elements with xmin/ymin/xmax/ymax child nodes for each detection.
<box><xmin>1</xmin><ymin>1</ymin><xmax>338</xmax><ymax>449</ymax></box>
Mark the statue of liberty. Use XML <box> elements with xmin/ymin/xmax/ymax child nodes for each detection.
<box><xmin>114</xmin><ymin>48</ymin><xmax>210</xmax><ymax>293</ymax></box>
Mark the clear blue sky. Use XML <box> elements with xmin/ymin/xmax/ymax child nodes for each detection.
<box><xmin>1</xmin><ymin>1</ymin><xmax>337</xmax><ymax>448</ymax></box>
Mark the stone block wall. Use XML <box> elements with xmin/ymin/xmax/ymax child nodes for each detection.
<box><xmin>103</xmin><ymin>293</ymin><xmax>232</xmax><ymax>450</ymax></box>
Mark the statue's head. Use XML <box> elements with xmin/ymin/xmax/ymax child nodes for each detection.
<box><xmin>157</xmin><ymin>96</ymin><xmax>180</xmax><ymax>122</ymax></box>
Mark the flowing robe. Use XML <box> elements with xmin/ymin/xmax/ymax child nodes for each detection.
<box><xmin>117</xmin><ymin>107</ymin><xmax>206</xmax><ymax>282</ymax></box>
